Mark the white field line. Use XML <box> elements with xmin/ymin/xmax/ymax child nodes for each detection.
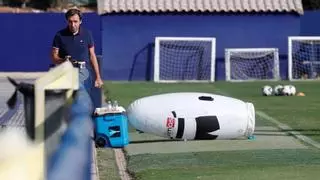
<box><xmin>256</xmin><ymin>111</ymin><xmax>320</xmax><ymax>149</ymax></box>
<box><xmin>213</xmin><ymin>87</ymin><xmax>320</xmax><ymax>149</ymax></box>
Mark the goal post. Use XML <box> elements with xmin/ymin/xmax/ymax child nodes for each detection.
<box><xmin>288</xmin><ymin>36</ymin><xmax>320</xmax><ymax>81</ymax></box>
<box><xmin>154</xmin><ymin>37</ymin><xmax>216</xmax><ymax>83</ymax></box>
<box><xmin>225</xmin><ymin>48</ymin><xmax>280</xmax><ymax>82</ymax></box>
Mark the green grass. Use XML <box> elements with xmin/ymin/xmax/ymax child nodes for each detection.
<box><xmin>128</xmin><ymin>149</ymin><xmax>320</xmax><ymax>172</ymax></box>
<box><xmin>98</xmin><ymin>81</ymin><xmax>320</xmax><ymax>180</ymax></box>
<box><xmin>214</xmin><ymin>81</ymin><xmax>320</xmax><ymax>142</ymax></box>
<box><xmin>129</xmin><ymin>150</ymin><xmax>320</xmax><ymax>180</ymax></box>
<box><xmin>96</xmin><ymin>148</ymin><xmax>120</xmax><ymax>180</ymax></box>
<box><xmin>134</xmin><ymin>164</ymin><xmax>320</xmax><ymax>180</ymax></box>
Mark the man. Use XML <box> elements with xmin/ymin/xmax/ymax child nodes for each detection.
<box><xmin>51</xmin><ymin>8</ymin><xmax>103</xmax><ymax>88</ymax></box>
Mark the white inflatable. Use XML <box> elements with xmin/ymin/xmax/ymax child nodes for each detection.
<box><xmin>127</xmin><ymin>92</ymin><xmax>255</xmax><ymax>140</ymax></box>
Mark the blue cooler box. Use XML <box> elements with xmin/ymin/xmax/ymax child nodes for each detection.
<box><xmin>94</xmin><ymin>112</ymin><xmax>129</xmax><ymax>148</ymax></box>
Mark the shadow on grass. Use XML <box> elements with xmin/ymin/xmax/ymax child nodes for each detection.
<box><xmin>129</xmin><ymin>139</ymin><xmax>182</xmax><ymax>144</ymax></box>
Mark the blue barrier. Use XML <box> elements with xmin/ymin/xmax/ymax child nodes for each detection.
<box><xmin>47</xmin><ymin>83</ymin><xmax>94</xmax><ymax>180</ymax></box>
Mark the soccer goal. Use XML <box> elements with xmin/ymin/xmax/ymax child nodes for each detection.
<box><xmin>288</xmin><ymin>36</ymin><xmax>320</xmax><ymax>81</ymax></box>
<box><xmin>154</xmin><ymin>37</ymin><xmax>216</xmax><ymax>83</ymax></box>
<box><xmin>225</xmin><ymin>48</ymin><xmax>280</xmax><ymax>82</ymax></box>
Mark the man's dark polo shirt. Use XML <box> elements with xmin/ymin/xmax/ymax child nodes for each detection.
<box><xmin>52</xmin><ymin>27</ymin><xmax>94</xmax><ymax>63</ymax></box>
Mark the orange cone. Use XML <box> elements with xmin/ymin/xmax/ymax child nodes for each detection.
<box><xmin>296</xmin><ymin>92</ymin><xmax>305</xmax><ymax>96</ymax></box>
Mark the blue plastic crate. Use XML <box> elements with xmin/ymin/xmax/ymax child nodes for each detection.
<box><xmin>94</xmin><ymin>112</ymin><xmax>129</xmax><ymax>148</ymax></box>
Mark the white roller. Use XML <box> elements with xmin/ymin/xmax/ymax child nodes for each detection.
<box><xmin>127</xmin><ymin>92</ymin><xmax>255</xmax><ymax>140</ymax></box>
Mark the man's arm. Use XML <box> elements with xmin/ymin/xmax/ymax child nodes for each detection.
<box><xmin>87</xmin><ymin>30</ymin><xmax>103</xmax><ymax>88</ymax></box>
<box><xmin>51</xmin><ymin>34</ymin><xmax>64</xmax><ymax>64</ymax></box>
<box><xmin>89</xmin><ymin>46</ymin><xmax>102</xmax><ymax>80</ymax></box>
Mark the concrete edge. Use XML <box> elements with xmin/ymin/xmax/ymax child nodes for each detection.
<box><xmin>114</xmin><ymin>148</ymin><xmax>132</xmax><ymax>180</ymax></box>
<box><xmin>91</xmin><ymin>141</ymin><xmax>100</xmax><ymax>180</ymax></box>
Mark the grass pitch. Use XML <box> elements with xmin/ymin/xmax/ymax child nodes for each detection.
<box><xmin>98</xmin><ymin>81</ymin><xmax>320</xmax><ymax>180</ymax></box>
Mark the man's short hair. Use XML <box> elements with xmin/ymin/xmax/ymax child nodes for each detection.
<box><xmin>65</xmin><ymin>8</ymin><xmax>82</xmax><ymax>20</ymax></box>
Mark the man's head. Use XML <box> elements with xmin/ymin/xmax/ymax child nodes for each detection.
<box><xmin>65</xmin><ymin>8</ymin><xmax>82</xmax><ymax>34</ymax></box>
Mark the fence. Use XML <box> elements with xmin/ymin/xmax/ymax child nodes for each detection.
<box><xmin>0</xmin><ymin>62</ymin><xmax>95</xmax><ymax>180</ymax></box>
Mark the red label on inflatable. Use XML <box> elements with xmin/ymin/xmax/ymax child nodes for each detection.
<box><xmin>166</xmin><ymin>117</ymin><xmax>175</xmax><ymax>128</ymax></box>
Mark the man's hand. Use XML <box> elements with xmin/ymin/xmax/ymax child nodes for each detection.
<box><xmin>95</xmin><ymin>78</ymin><xmax>104</xmax><ymax>88</ymax></box>
<box><xmin>51</xmin><ymin>48</ymin><xmax>65</xmax><ymax>64</ymax></box>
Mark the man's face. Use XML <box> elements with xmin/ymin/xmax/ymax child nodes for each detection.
<box><xmin>67</xmin><ymin>14</ymin><xmax>81</xmax><ymax>33</ymax></box>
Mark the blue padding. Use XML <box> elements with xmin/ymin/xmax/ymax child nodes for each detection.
<box><xmin>47</xmin><ymin>83</ymin><xmax>93</xmax><ymax>180</ymax></box>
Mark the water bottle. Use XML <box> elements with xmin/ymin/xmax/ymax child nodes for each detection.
<box><xmin>107</xmin><ymin>101</ymin><xmax>112</xmax><ymax>111</ymax></box>
<box><xmin>112</xmin><ymin>100</ymin><xmax>118</xmax><ymax>111</ymax></box>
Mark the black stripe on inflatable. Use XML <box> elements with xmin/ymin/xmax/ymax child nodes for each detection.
<box><xmin>198</xmin><ymin>96</ymin><xmax>214</xmax><ymax>101</ymax></box>
<box><xmin>176</xmin><ymin>118</ymin><xmax>185</xmax><ymax>139</ymax></box>
<box><xmin>195</xmin><ymin>116</ymin><xmax>220</xmax><ymax>140</ymax></box>
<box><xmin>171</xmin><ymin>111</ymin><xmax>177</xmax><ymax>118</ymax></box>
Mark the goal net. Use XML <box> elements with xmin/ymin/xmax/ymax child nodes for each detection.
<box><xmin>288</xmin><ymin>36</ymin><xmax>320</xmax><ymax>81</ymax></box>
<box><xmin>154</xmin><ymin>37</ymin><xmax>216</xmax><ymax>82</ymax></box>
<box><xmin>225</xmin><ymin>48</ymin><xmax>280</xmax><ymax>82</ymax></box>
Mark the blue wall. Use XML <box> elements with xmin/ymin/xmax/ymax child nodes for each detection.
<box><xmin>101</xmin><ymin>13</ymin><xmax>300</xmax><ymax>81</ymax></box>
<box><xmin>2</xmin><ymin>11</ymin><xmax>320</xmax><ymax>81</ymax></box>
<box><xmin>300</xmin><ymin>11</ymin><xmax>320</xmax><ymax>35</ymax></box>
<box><xmin>0</xmin><ymin>12</ymin><xmax>102</xmax><ymax>108</ymax></box>
<box><xmin>0</xmin><ymin>12</ymin><xmax>101</xmax><ymax>72</ymax></box>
